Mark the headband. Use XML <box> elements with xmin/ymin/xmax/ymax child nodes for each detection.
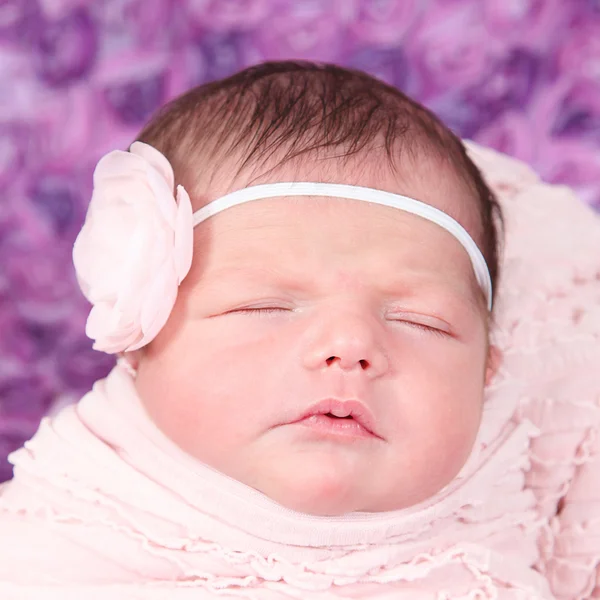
<box><xmin>73</xmin><ymin>142</ymin><xmax>493</xmax><ymax>354</ymax></box>
<box><xmin>193</xmin><ymin>182</ymin><xmax>492</xmax><ymax>309</ymax></box>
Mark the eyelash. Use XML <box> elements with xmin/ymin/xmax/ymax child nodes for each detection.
<box><xmin>230</xmin><ymin>308</ymin><xmax>448</xmax><ymax>337</ymax></box>
<box><xmin>392</xmin><ymin>320</ymin><xmax>449</xmax><ymax>338</ymax></box>
<box><xmin>230</xmin><ymin>307</ymin><xmax>290</xmax><ymax>315</ymax></box>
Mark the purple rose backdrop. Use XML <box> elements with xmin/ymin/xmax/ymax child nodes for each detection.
<box><xmin>1</xmin><ymin>0</ymin><xmax>599</xmax><ymax>482</ymax></box>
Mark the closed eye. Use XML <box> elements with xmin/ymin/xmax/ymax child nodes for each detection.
<box><xmin>390</xmin><ymin>319</ymin><xmax>451</xmax><ymax>338</ymax></box>
<box><xmin>229</xmin><ymin>307</ymin><xmax>292</xmax><ymax>316</ymax></box>
<box><xmin>232</xmin><ymin>310</ymin><xmax>450</xmax><ymax>335</ymax></box>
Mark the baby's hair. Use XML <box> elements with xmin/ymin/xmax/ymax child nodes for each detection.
<box><xmin>138</xmin><ymin>61</ymin><xmax>503</xmax><ymax>306</ymax></box>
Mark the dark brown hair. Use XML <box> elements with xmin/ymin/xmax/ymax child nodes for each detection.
<box><xmin>138</xmin><ymin>61</ymin><xmax>503</xmax><ymax>306</ymax></box>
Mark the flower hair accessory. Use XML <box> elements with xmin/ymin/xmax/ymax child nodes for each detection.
<box><xmin>74</xmin><ymin>142</ymin><xmax>492</xmax><ymax>355</ymax></box>
<box><xmin>73</xmin><ymin>142</ymin><xmax>193</xmax><ymax>353</ymax></box>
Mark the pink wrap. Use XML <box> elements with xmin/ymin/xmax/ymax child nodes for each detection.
<box><xmin>1</xmin><ymin>143</ymin><xmax>600</xmax><ymax>599</ymax></box>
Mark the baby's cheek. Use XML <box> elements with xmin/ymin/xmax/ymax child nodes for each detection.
<box><xmin>136</xmin><ymin>342</ymin><xmax>259</xmax><ymax>470</ymax></box>
<box><xmin>432</xmin><ymin>411</ymin><xmax>480</xmax><ymax>474</ymax></box>
<box><xmin>397</xmin><ymin>376</ymin><xmax>483</xmax><ymax>496</ymax></box>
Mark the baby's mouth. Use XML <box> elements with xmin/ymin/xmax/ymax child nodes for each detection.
<box><xmin>295</xmin><ymin>413</ymin><xmax>376</xmax><ymax>439</ymax></box>
<box><xmin>288</xmin><ymin>398</ymin><xmax>382</xmax><ymax>440</ymax></box>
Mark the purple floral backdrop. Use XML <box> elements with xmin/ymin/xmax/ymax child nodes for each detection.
<box><xmin>1</xmin><ymin>0</ymin><xmax>599</xmax><ymax>482</ymax></box>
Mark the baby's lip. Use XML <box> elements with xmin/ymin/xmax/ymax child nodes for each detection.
<box><xmin>292</xmin><ymin>398</ymin><xmax>382</xmax><ymax>439</ymax></box>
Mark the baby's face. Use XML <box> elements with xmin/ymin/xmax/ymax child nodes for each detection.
<box><xmin>135</xmin><ymin>171</ymin><xmax>496</xmax><ymax>516</ymax></box>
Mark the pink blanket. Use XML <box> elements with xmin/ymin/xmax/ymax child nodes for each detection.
<box><xmin>1</xmin><ymin>143</ymin><xmax>600</xmax><ymax>599</ymax></box>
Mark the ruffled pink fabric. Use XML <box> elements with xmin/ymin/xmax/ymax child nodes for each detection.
<box><xmin>0</xmin><ymin>142</ymin><xmax>599</xmax><ymax>599</ymax></box>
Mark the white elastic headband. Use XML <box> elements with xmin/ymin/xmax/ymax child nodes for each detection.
<box><xmin>193</xmin><ymin>182</ymin><xmax>493</xmax><ymax>310</ymax></box>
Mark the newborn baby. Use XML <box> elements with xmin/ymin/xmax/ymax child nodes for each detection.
<box><xmin>132</xmin><ymin>67</ymin><xmax>500</xmax><ymax>518</ymax></box>
<box><xmin>1</xmin><ymin>61</ymin><xmax>599</xmax><ymax>599</ymax></box>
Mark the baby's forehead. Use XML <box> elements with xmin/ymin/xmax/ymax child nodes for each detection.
<box><xmin>189</xmin><ymin>193</ymin><xmax>483</xmax><ymax>313</ymax></box>
<box><xmin>184</xmin><ymin>149</ymin><xmax>488</xmax><ymax>311</ymax></box>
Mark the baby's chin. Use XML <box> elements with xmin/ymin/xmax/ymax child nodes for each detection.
<box><xmin>257</xmin><ymin>477</ymin><xmax>372</xmax><ymax>517</ymax></box>
<box><xmin>243</xmin><ymin>452</ymin><xmax>444</xmax><ymax>517</ymax></box>
<box><xmin>255</xmin><ymin>476</ymin><xmax>439</xmax><ymax>517</ymax></box>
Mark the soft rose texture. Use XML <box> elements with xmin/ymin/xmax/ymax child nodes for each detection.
<box><xmin>72</xmin><ymin>142</ymin><xmax>193</xmax><ymax>353</ymax></box>
<box><xmin>1</xmin><ymin>143</ymin><xmax>599</xmax><ymax>599</ymax></box>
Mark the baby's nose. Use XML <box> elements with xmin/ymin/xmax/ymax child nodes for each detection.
<box><xmin>302</xmin><ymin>312</ymin><xmax>389</xmax><ymax>378</ymax></box>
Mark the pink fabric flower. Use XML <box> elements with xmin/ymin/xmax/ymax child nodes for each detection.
<box><xmin>72</xmin><ymin>142</ymin><xmax>193</xmax><ymax>353</ymax></box>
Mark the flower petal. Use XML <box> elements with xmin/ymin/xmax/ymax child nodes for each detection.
<box><xmin>143</xmin><ymin>160</ymin><xmax>177</xmax><ymax>230</ymax></box>
<box><xmin>86</xmin><ymin>298</ymin><xmax>143</xmax><ymax>353</ymax></box>
<box><xmin>174</xmin><ymin>185</ymin><xmax>194</xmax><ymax>283</ymax></box>
<box><xmin>113</xmin><ymin>216</ymin><xmax>168</xmax><ymax>317</ymax></box>
<box><xmin>103</xmin><ymin>328</ymin><xmax>143</xmax><ymax>354</ymax></box>
<box><xmin>72</xmin><ymin>225</ymin><xmax>94</xmax><ymax>301</ymax></box>
<box><xmin>93</xmin><ymin>152</ymin><xmax>175</xmax><ymax>230</ymax></box>
<box><xmin>95</xmin><ymin>330</ymin><xmax>141</xmax><ymax>354</ymax></box>
<box><xmin>130</xmin><ymin>262</ymin><xmax>179</xmax><ymax>351</ymax></box>
<box><xmin>93</xmin><ymin>150</ymin><xmax>149</xmax><ymax>187</ymax></box>
<box><xmin>86</xmin><ymin>303</ymin><xmax>122</xmax><ymax>346</ymax></box>
<box><xmin>73</xmin><ymin>200</ymin><xmax>135</xmax><ymax>303</ymax></box>
<box><xmin>129</xmin><ymin>141</ymin><xmax>175</xmax><ymax>192</ymax></box>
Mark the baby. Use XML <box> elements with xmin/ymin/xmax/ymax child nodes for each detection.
<box><xmin>130</xmin><ymin>60</ymin><xmax>501</xmax><ymax>518</ymax></box>
<box><xmin>1</xmin><ymin>61</ymin><xmax>600</xmax><ymax>599</ymax></box>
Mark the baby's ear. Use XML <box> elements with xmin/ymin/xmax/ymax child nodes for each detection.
<box><xmin>485</xmin><ymin>345</ymin><xmax>502</xmax><ymax>386</ymax></box>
